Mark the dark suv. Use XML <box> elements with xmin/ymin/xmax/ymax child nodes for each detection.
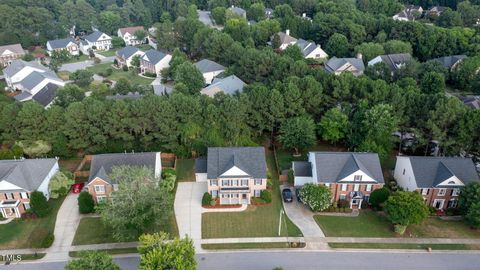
<box><xmin>282</xmin><ymin>188</ymin><xmax>293</xmax><ymax>203</ymax></box>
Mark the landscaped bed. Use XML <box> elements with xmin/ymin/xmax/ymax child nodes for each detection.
<box><xmin>328</xmin><ymin>243</ymin><xmax>480</xmax><ymax>250</ymax></box>
<box><xmin>175</xmin><ymin>159</ymin><xmax>195</xmax><ymax>182</ymax></box>
<box><xmin>201</xmin><ymin>151</ymin><xmax>302</xmax><ymax>239</ymax></box>
<box><xmin>202</xmin><ymin>242</ymin><xmax>305</xmax><ymax>250</ymax></box>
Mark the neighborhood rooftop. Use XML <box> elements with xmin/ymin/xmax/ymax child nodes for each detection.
<box><xmin>201</xmin><ymin>75</ymin><xmax>246</xmax><ymax>97</ymax></box>
<box><xmin>0</xmin><ymin>158</ymin><xmax>58</xmax><ymax>192</ymax></box>
<box><xmin>3</xmin><ymin>60</ymin><xmax>48</xmax><ymax>78</ymax></box>
<box><xmin>116</xmin><ymin>46</ymin><xmax>140</xmax><ymax>59</ymax></box>
<box><xmin>195</xmin><ymin>59</ymin><xmax>225</xmax><ymax>73</ymax></box>
<box><xmin>206</xmin><ymin>147</ymin><xmax>266</xmax><ymax>179</ymax></box>
<box><xmin>47</xmin><ymin>37</ymin><xmax>76</xmax><ymax>49</ymax></box>
<box><xmin>84</xmin><ymin>31</ymin><xmax>106</xmax><ymax>42</ymax></box>
<box><xmin>118</xmin><ymin>26</ymin><xmax>144</xmax><ymax>36</ymax></box>
<box><xmin>0</xmin><ymin>44</ymin><xmax>24</xmax><ymax>55</ymax></box>
<box><xmin>325</xmin><ymin>57</ymin><xmax>365</xmax><ymax>73</ymax></box>
<box><xmin>142</xmin><ymin>49</ymin><xmax>168</xmax><ymax>64</ymax></box>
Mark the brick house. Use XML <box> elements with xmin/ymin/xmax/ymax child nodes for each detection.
<box><xmin>293</xmin><ymin>152</ymin><xmax>385</xmax><ymax>209</ymax></box>
<box><xmin>86</xmin><ymin>152</ymin><xmax>161</xmax><ymax>203</ymax></box>
<box><xmin>140</xmin><ymin>49</ymin><xmax>171</xmax><ymax>76</ymax></box>
<box><xmin>0</xmin><ymin>44</ymin><xmax>25</xmax><ymax>67</ymax></box>
<box><xmin>115</xmin><ymin>46</ymin><xmax>144</xmax><ymax>68</ymax></box>
<box><xmin>195</xmin><ymin>147</ymin><xmax>267</xmax><ymax>205</ymax></box>
<box><xmin>0</xmin><ymin>158</ymin><xmax>59</xmax><ymax>218</ymax></box>
<box><xmin>117</xmin><ymin>26</ymin><xmax>145</xmax><ymax>46</ymax></box>
<box><xmin>394</xmin><ymin>156</ymin><xmax>480</xmax><ymax>210</ymax></box>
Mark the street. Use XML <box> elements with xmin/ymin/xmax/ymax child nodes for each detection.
<box><xmin>2</xmin><ymin>250</ymin><xmax>480</xmax><ymax>270</ymax></box>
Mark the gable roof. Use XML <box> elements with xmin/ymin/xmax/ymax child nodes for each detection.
<box><xmin>142</xmin><ymin>49</ymin><xmax>168</xmax><ymax>65</ymax></box>
<box><xmin>207</xmin><ymin>147</ymin><xmax>267</xmax><ymax>179</ymax></box>
<box><xmin>406</xmin><ymin>156</ymin><xmax>479</xmax><ymax>188</ymax></box>
<box><xmin>118</xmin><ymin>26</ymin><xmax>144</xmax><ymax>37</ymax></box>
<box><xmin>19</xmin><ymin>70</ymin><xmax>60</xmax><ymax>91</ymax></box>
<box><xmin>32</xmin><ymin>83</ymin><xmax>61</xmax><ymax>106</ymax></box>
<box><xmin>85</xmin><ymin>31</ymin><xmax>110</xmax><ymax>42</ymax></box>
<box><xmin>47</xmin><ymin>38</ymin><xmax>76</xmax><ymax>49</ymax></box>
<box><xmin>4</xmin><ymin>60</ymin><xmax>48</xmax><ymax>78</ymax></box>
<box><xmin>295</xmin><ymin>38</ymin><xmax>326</xmax><ymax>57</ymax></box>
<box><xmin>311</xmin><ymin>152</ymin><xmax>384</xmax><ymax>183</ymax></box>
<box><xmin>394</xmin><ymin>5</ymin><xmax>423</xmax><ymax>20</ymax></box>
<box><xmin>274</xmin><ymin>32</ymin><xmax>297</xmax><ymax>45</ymax></box>
<box><xmin>460</xmin><ymin>96</ymin><xmax>480</xmax><ymax>109</ymax></box>
<box><xmin>434</xmin><ymin>55</ymin><xmax>467</xmax><ymax>69</ymax></box>
<box><xmin>0</xmin><ymin>158</ymin><xmax>57</xmax><ymax>192</ymax></box>
<box><xmin>88</xmin><ymin>152</ymin><xmax>158</xmax><ymax>184</ymax></box>
<box><xmin>201</xmin><ymin>75</ymin><xmax>246</xmax><ymax>97</ymax></box>
<box><xmin>372</xmin><ymin>53</ymin><xmax>412</xmax><ymax>71</ymax></box>
<box><xmin>228</xmin><ymin>6</ymin><xmax>246</xmax><ymax>17</ymax></box>
<box><xmin>116</xmin><ymin>46</ymin><xmax>141</xmax><ymax>59</ymax></box>
<box><xmin>325</xmin><ymin>57</ymin><xmax>365</xmax><ymax>73</ymax></box>
<box><xmin>195</xmin><ymin>59</ymin><xmax>225</xmax><ymax>74</ymax></box>
<box><xmin>293</xmin><ymin>161</ymin><xmax>312</xmax><ymax>177</ymax></box>
<box><xmin>0</xmin><ymin>44</ymin><xmax>24</xmax><ymax>56</ymax></box>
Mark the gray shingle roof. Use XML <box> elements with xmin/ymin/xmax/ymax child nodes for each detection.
<box><xmin>18</xmin><ymin>70</ymin><xmax>62</xmax><ymax>91</ymax></box>
<box><xmin>273</xmin><ymin>32</ymin><xmax>297</xmax><ymax>45</ymax></box>
<box><xmin>195</xmin><ymin>59</ymin><xmax>225</xmax><ymax>74</ymax></box>
<box><xmin>88</xmin><ymin>152</ymin><xmax>158</xmax><ymax>184</ymax></box>
<box><xmin>14</xmin><ymin>91</ymin><xmax>32</xmax><ymax>101</ymax></box>
<box><xmin>293</xmin><ymin>161</ymin><xmax>312</xmax><ymax>177</ymax></box>
<box><xmin>325</xmin><ymin>57</ymin><xmax>365</xmax><ymax>73</ymax></box>
<box><xmin>295</xmin><ymin>38</ymin><xmax>322</xmax><ymax>57</ymax></box>
<box><xmin>4</xmin><ymin>60</ymin><xmax>48</xmax><ymax>78</ymax></box>
<box><xmin>406</xmin><ymin>156</ymin><xmax>480</xmax><ymax>188</ymax></box>
<box><xmin>311</xmin><ymin>152</ymin><xmax>384</xmax><ymax>183</ymax></box>
<box><xmin>228</xmin><ymin>6</ymin><xmax>246</xmax><ymax>17</ymax></box>
<box><xmin>375</xmin><ymin>53</ymin><xmax>412</xmax><ymax>71</ymax></box>
<box><xmin>32</xmin><ymin>83</ymin><xmax>60</xmax><ymax>107</ymax></box>
<box><xmin>207</xmin><ymin>147</ymin><xmax>267</xmax><ymax>179</ymax></box>
<box><xmin>85</xmin><ymin>31</ymin><xmax>109</xmax><ymax>42</ymax></box>
<box><xmin>201</xmin><ymin>75</ymin><xmax>246</xmax><ymax>97</ymax></box>
<box><xmin>0</xmin><ymin>158</ymin><xmax>58</xmax><ymax>192</ymax></box>
<box><xmin>47</xmin><ymin>38</ymin><xmax>76</xmax><ymax>49</ymax></box>
<box><xmin>0</xmin><ymin>44</ymin><xmax>24</xmax><ymax>55</ymax></box>
<box><xmin>116</xmin><ymin>46</ymin><xmax>140</xmax><ymax>59</ymax></box>
<box><xmin>142</xmin><ymin>49</ymin><xmax>168</xmax><ymax>65</ymax></box>
<box><xmin>434</xmin><ymin>55</ymin><xmax>467</xmax><ymax>69</ymax></box>
<box><xmin>195</xmin><ymin>158</ymin><xmax>207</xmax><ymax>173</ymax></box>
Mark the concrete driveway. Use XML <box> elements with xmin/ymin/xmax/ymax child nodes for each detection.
<box><xmin>174</xmin><ymin>182</ymin><xmax>207</xmax><ymax>250</ymax></box>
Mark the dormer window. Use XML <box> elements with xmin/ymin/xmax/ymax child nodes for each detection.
<box><xmin>354</xmin><ymin>175</ymin><xmax>362</xmax><ymax>181</ymax></box>
<box><xmin>448</xmin><ymin>181</ymin><xmax>455</xmax><ymax>184</ymax></box>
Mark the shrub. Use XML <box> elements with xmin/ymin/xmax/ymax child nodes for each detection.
<box><xmin>122</xmin><ymin>65</ymin><xmax>128</xmax><ymax>72</ymax></box>
<box><xmin>337</xmin><ymin>199</ymin><xmax>349</xmax><ymax>208</ymax></box>
<box><xmin>260</xmin><ymin>190</ymin><xmax>272</xmax><ymax>203</ymax></box>
<box><xmin>105</xmin><ymin>68</ymin><xmax>113</xmax><ymax>76</ymax></box>
<box><xmin>30</xmin><ymin>191</ymin><xmax>50</xmax><ymax>217</ymax></box>
<box><xmin>210</xmin><ymin>199</ymin><xmax>216</xmax><ymax>206</ymax></box>
<box><xmin>202</xmin><ymin>192</ymin><xmax>212</xmax><ymax>206</ymax></box>
<box><xmin>78</xmin><ymin>191</ymin><xmax>95</xmax><ymax>214</ymax></box>
<box><xmin>143</xmin><ymin>72</ymin><xmax>157</xmax><ymax>78</ymax></box>
<box><xmin>41</xmin><ymin>232</ymin><xmax>55</xmax><ymax>248</ymax></box>
<box><xmin>369</xmin><ymin>187</ymin><xmax>390</xmax><ymax>208</ymax></box>
<box><xmin>267</xmin><ymin>178</ymin><xmax>273</xmax><ymax>188</ymax></box>
<box><xmin>299</xmin><ymin>183</ymin><xmax>332</xmax><ymax>212</ymax></box>
<box><xmin>162</xmin><ymin>168</ymin><xmax>176</xmax><ymax>178</ymax></box>
<box><xmin>287</xmin><ymin>169</ymin><xmax>294</xmax><ymax>185</ymax></box>
<box><xmin>384</xmin><ymin>191</ymin><xmax>429</xmax><ymax>234</ymax></box>
<box><xmin>93</xmin><ymin>57</ymin><xmax>101</xmax><ymax>64</ymax></box>
<box><xmin>466</xmin><ymin>201</ymin><xmax>480</xmax><ymax>228</ymax></box>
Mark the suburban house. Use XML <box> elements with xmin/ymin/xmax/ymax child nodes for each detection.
<box><xmin>80</xmin><ymin>31</ymin><xmax>112</xmax><ymax>53</ymax></box>
<box><xmin>292</xmin><ymin>152</ymin><xmax>385</xmax><ymax>209</ymax></box>
<box><xmin>200</xmin><ymin>75</ymin><xmax>246</xmax><ymax>97</ymax></box>
<box><xmin>195</xmin><ymin>59</ymin><xmax>225</xmax><ymax>84</ymax></box>
<box><xmin>0</xmin><ymin>158</ymin><xmax>59</xmax><ymax>218</ymax></box>
<box><xmin>393</xmin><ymin>5</ymin><xmax>424</xmax><ymax>21</ymax></box>
<box><xmin>46</xmin><ymin>37</ymin><xmax>79</xmax><ymax>56</ymax></box>
<box><xmin>272</xmin><ymin>30</ymin><xmax>297</xmax><ymax>50</ymax></box>
<box><xmin>265</xmin><ymin>8</ymin><xmax>274</xmax><ymax>18</ymax></box>
<box><xmin>434</xmin><ymin>55</ymin><xmax>467</xmax><ymax>70</ymax></box>
<box><xmin>295</xmin><ymin>38</ymin><xmax>328</xmax><ymax>60</ymax></box>
<box><xmin>325</xmin><ymin>57</ymin><xmax>365</xmax><ymax>76</ymax></box>
<box><xmin>86</xmin><ymin>152</ymin><xmax>162</xmax><ymax>203</ymax></box>
<box><xmin>0</xmin><ymin>44</ymin><xmax>25</xmax><ymax>67</ymax></box>
<box><xmin>115</xmin><ymin>46</ymin><xmax>144</xmax><ymax>68</ymax></box>
<box><xmin>368</xmin><ymin>53</ymin><xmax>412</xmax><ymax>73</ymax></box>
<box><xmin>140</xmin><ymin>49</ymin><xmax>172</xmax><ymax>75</ymax></box>
<box><xmin>195</xmin><ymin>147</ymin><xmax>267</xmax><ymax>205</ymax></box>
<box><xmin>117</xmin><ymin>26</ymin><xmax>145</xmax><ymax>46</ymax></box>
<box><xmin>394</xmin><ymin>156</ymin><xmax>480</xmax><ymax>210</ymax></box>
<box><xmin>228</xmin><ymin>5</ymin><xmax>247</xmax><ymax>19</ymax></box>
<box><xmin>426</xmin><ymin>6</ymin><xmax>447</xmax><ymax>17</ymax></box>
<box><xmin>3</xmin><ymin>60</ymin><xmax>65</xmax><ymax>107</ymax></box>
<box><xmin>459</xmin><ymin>96</ymin><xmax>480</xmax><ymax>109</ymax></box>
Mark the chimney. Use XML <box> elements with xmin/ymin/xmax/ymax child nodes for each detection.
<box><xmin>302</xmin><ymin>13</ymin><xmax>306</xmax><ymax>18</ymax></box>
<box><xmin>356</xmin><ymin>53</ymin><xmax>363</xmax><ymax>60</ymax></box>
<box><xmin>286</xmin><ymin>29</ymin><xmax>290</xmax><ymax>36</ymax></box>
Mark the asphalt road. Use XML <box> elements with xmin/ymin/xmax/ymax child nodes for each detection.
<box><xmin>2</xmin><ymin>251</ymin><xmax>480</xmax><ymax>270</ymax></box>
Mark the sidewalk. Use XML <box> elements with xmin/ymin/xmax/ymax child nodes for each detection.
<box><xmin>201</xmin><ymin>237</ymin><xmax>304</xmax><ymax>244</ymax></box>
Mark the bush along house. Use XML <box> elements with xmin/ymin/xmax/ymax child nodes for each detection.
<box><xmin>0</xmin><ymin>158</ymin><xmax>59</xmax><ymax>218</ymax></box>
<box><xmin>292</xmin><ymin>152</ymin><xmax>385</xmax><ymax>209</ymax></box>
<box><xmin>394</xmin><ymin>156</ymin><xmax>480</xmax><ymax>210</ymax></box>
<box><xmin>195</xmin><ymin>147</ymin><xmax>267</xmax><ymax>205</ymax></box>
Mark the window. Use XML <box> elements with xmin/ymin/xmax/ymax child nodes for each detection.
<box><xmin>354</xmin><ymin>184</ymin><xmax>360</xmax><ymax>191</ymax></box>
<box><xmin>354</xmin><ymin>175</ymin><xmax>362</xmax><ymax>181</ymax></box>
<box><xmin>254</xmin><ymin>190</ymin><xmax>261</xmax><ymax>197</ymax></box>
<box><xmin>255</xmin><ymin>179</ymin><xmax>262</xmax><ymax>185</ymax></box>
<box><xmin>402</xmin><ymin>169</ymin><xmax>406</xmax><ymax>175</ymax></box>
<box><xmin>366</xmin><ymin>184</ymin><xmax>372</xmax><ymax>192</ymax></box>
<box><xmin>452</xmin><ymin>188</ymin><xmax>460</xmax><ymax>196</ymax></box>
<box><xmin>96</xmin><ymin>196</ymin><xmax>107</xmax><ymax>202</ymax></box>
<box><xmin>5</xmin><ymin>193</ymin><xmax>13</xmax><ymax>200</ymax></box>
<box><xmin>94</xmin><ymin>185</ymin><xmax>105</xmax><ymax>194</ymax></box>
<box><xmin>233</xmin><ymin>180</ymin><xmax>239</xmax><ymax>186</ymax></box>
<box><xmin>339</xmin><ymin>194</ymin><xmax>346</xmax><ymax>200</ymax></box>
<box><xmin>222</xmin><ymin>180</ymin><xmax>230</xmax><ymax>186</ymax></box>
<box><xmin>363</xmin><ymin>196</ymin><xmax>370</xmax><ymax>202</ymax></box>
<box><xmin>23</xmin><ymin>202</ymin><xmax>30</xmax><ymax>210</ymax></box>
<box><xmin>210</xmin><ymin>180</ymin><xmax>218</xmax><ymax>186</ymax></box>
<box><xmin>211</xmin><ymin>190</ymin><xmax>218</xmax><ymax>197</ymax></box>
<box><xmin>438</xmin><ymin>188</ymin><xmax>446</xmax><ymax>196</ymax></box>
<box><xmin>341</xmin><ymin>184</ymin><xmax>347</xmax><ymax>191</ymax></box>
<box><xmin>448</xmin><ymin>199</ymin><xmax>458</xmax><ymax>209</ymax></box>
<box><xmin>241</xmin><ymin>180</ymin><xmax>248</xmax><ymax>186</ymax></box>
<box><xmin>20</xmin><ymin>192</ymin><xmax>28</xmax><ymax>199</ymax></box>
<box><xmin>325</xmin><ymin>183</ymin><xmax>330</xmax><ymax>188</ymax></box>
<box><xmin>421</xmin><ymin>188</ymin><xmax>429</xmax><ymax>195</ymax></box>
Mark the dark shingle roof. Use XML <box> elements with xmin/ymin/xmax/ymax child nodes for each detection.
<box><xmin>376</xmin><ymin>53</ymin><xmax>412</xmax><ymax>71</ymax></box>
<box><xmin>293</xmin><ymin>161</ymin><xmax>312</xmax><ymax>177</ymax></box>
<box><xmin>311</xmin><ymin>152</ymin><xmax>384</xmax><ymax>183</ymax></box>
<box><xmin>19</xmin><ymin>70</ymin><xmax>60</xmax><ymax>91</ymax></box>
<box><xmin>88</xmin><ymin>152</ymin><xmax>158</xmax><ymax>184</ymax></box>
<box><xmin>407</xmin><ymin>156</ymin><xmax>479</xmax><ymax>188</ymax></box>
<box><xmin>195</xmin><ymin>158</ymin><xmax>207</xmax><ymax>173</ymax></box>
<box><xmin>207</xmin><ymin>147</ymin><xmax>266</xmax><ymax>179</ymax></box>
<box><xmin>325</xmin><ymin>57</ymin><xmax>365</xmax><ymax>74</ymax></box>
<box><xmin>116</xmin><ymin>46</ymin><xmax>140</xmax><ymax>59</ymax></box>
<box><xmin>195</xmin><ymin>59</ymin><xmax>225</xmax><ymax>74</ymax></box>
<box><xmin>142</xmin><ymin>49</ymin><xmax>168</xmax><ymax>65</ymax></box>
<box><xmin>32</xmin><ymin>83</ymin><xmax>60</xmax><ymax>107</ymax></box>
<box><xmin>0</xmin><ymin>158</ymin><xmax>58</xmax><ymax>192</ymax></box>
<box><xmin>85</xmin><ymin>31</ymin><xmax>109</xmax><ymax>42</ymax></box>
<box><xmin>4</xmin><ymin>60</ymin><xmax>48</xmax><ymax>78</ymax></box>
<box><xmin>434</xmin><ymin>55</ymin><xmax>467</xmax><ymax>69</ymax></box>
<box><xmin>47</xmin><ymin>38</ymin><xmax>76</xmax><ymax>49</ymax></box>
<box><xmin>201</xmin><ymin>75</ymin><xmax>246</xmax><ymax>97</ymax></box>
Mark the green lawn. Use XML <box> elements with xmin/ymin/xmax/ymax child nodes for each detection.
<box><xmin>73</xmin><ymin>214</ymin><xmax>178</xmax><ymax>245</ymax></box>
<box><xmin>86</xmin><ymin>63</ymin><xmax>154</xmax><ymax>85</ymax></box>
<box><xmin>202</xmin><ymin>151</ymin><xmax>302</xmax><ymax>239</ymax></box>
<box><xmin>62</xmin><ymin>54</ymin><xmax>90</xmax><ymax>64</ymax></box>
<box><xmin>135</xmin><ymin>44</ymin><xmax>154</xmax><ymax>51</ymax></box>
<box><xmin>328</xmin><ymin>243</ymin><xmax>480</xmax><ymax>250</ymax></box>
<box><xmin>202</xmin><ymin>242</ymin><xmax>293</xmax><ymax>250</ymax></box>
<box><xmin>97</xmin><ymin>50</ymin><xmax>117</xmax><ymax>57</ymax></box>
<box><xmin>176</xmin><ymin>159</ymin><xmax>195</xmax><ymax>182</ymax></box>
<box><xmin>69</xmin><ymin>247</ymin><xmax>138</xmax><ymax>257</ymax></box>
<box><xmin>0</xmin><ymin>197</ymin><xmax>65</xmax><ymax>249</ymax></box>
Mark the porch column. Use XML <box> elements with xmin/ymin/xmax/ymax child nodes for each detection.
<box><xmin>349</xmin><ymin>199</ymin><xmax>353</xmax><ymax>209</ymax></box>
<box><xmin>15</xmin><ymin>207</ymin><xmax>20</xmax><ymax>218</ymax></box>
<box><xmin>358</xmin><ymin>199</ymin><xmax>363</xmax><ymax>209</ymax></box>
<box><xmin>0</xmin><ymin>208</ymin><xmax>5</xmax><ymax>218</ymax></box>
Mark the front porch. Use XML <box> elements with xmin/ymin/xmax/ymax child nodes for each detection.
<box><xmin>348</xmin><ymin>191</ymin><xmax>365</xmax><ymax>209</ymax></box>
<box><xmin>0</xmin><ymin>200</ymin><xmax>21</xmax><ymax>218</ymax></box>
<box><xmin>218</xmin><ymin>188</ymin><xmax>250</xmax><ymax>205</ymax></box>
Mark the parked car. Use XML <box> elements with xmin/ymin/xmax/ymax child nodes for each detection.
<box><xmin>295</xmin><ymin>188</ymin><xmax>302</xmax><ymax>203</ymax></box>
<box><xmin>71</xmin><ymin>182</ymin><xmax>85</xmax><ymax>193</ymax></box>
<box><xmin>282</xmin><ymin>188</ymin><xmax>293</xmax><ymax>203</ymax></box>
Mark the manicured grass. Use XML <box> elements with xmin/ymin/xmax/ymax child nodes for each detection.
<box><xmin>314</xmin><ymin>210</ymin><xmax>396</xmax><ymax>237</ymax></box>
<box><xmin>407</xmin><ymin>217</ymin><xmax>480</xmax><ymax>239</ymax></box>
<box><xmin>176</xmin><ymin>159</ymin><xmax>195</xmax><ymax>182</ymax></box>
<box><xmin>73</xmin><ymin>213</ymin><xmax>178</xmax><ymax>245</ymax></box>
<box><xmin>201</xmin><ymin>151</ymin><xmax>302</xmax><ymax>239</ymax></box>
<box><xmin>62</xmin><ymin>54</ymin><xmax>90</xmax><ymax>64</ymax></box>
<box><xmin>97</xmin><ymin>50</ymin><xmax>117</xmax><ymax>57</ymax></box>
<box><xmin>0</xmin><ymin>253</ymin><xmax>46</xmax><ymax>261</ymax></box>
<box><xmin>69</xmin><ymin>247</ymin><xmax>138</xmax><ymax>257</ymax></box>
<box><xmin>135</xmin><ymin>44</ymin><xmax>154</xmax><ymax>51</ymax></box>
<box><xmin>57</xmin><ymin>71</ymin><xmax>71</xmax><ymax>80</ymax></box>
<box><xmin>202</xmin><ymin>242</ymin><xmax>293</xmax><ymax>250</ymax></box>
<box><xmin>328</xmin><ymin>243</ymin><xmax>480</xmax><ymax>250</ymax></box>
<box><xmin>0</xmin><ymin>197</ymin><xmax>65</xmax><ymax>249</ymax></box>
<box><xmin>86</xmin><ymin>63</ymin><xmax>154</xmax><ymax>85</ymax></box>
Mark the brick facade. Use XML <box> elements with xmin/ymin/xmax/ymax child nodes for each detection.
<box><xmin>324</xmin><ymin>183</ymin><xmax>383</xmax><ymax>208</ymax></box>
<box><xmin>416</xmin><ymin>187</ymin><xmax>460</xmax><ymax>210</ymax></box>
<box><xmin>0</xmin><ymin>191</ymin><xmax>32</xmax><ymax>218</ymax></box>
<box><xmin>86</xmin><ymin>178</ymin><xmax>114</xmax><ymax>203</ymax></box>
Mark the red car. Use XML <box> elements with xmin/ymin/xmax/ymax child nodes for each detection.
<box><xmin>72</xmin><ymin>183</ymin><xmax>85</xmax><ymax>193</ymax></box>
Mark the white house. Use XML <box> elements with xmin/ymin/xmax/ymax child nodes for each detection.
<box><xmin>194</xmin><ymin>59</ymin><xmax>225</xmax><ymax>84</ymax></box>
<box><xmin>46</xmin><ymin>37</ymin><xmax>79</xmax><ymax>56</ymax></box>
<box><xmin>140</xmin><ymin>49</ymin><xmax>171</xmax><ymax>75</ymax></box>
<box><xmin>80</xmin><ymin>31</ymin><xmax>112</xmax><ymax>53</ymax></box>
<box><xmin>272</xmin><ymin>30</ymin><xmax>297</xmax><ymax>50</ymax></box>
<box><xmin>393</xmin><ymin>5</ymin><xmax>424</xmax><ymax>21</ymax></box>
<box><xmin>294</xmin><ymin>38</ymin><xmax>328</xmax><ymax>60</ymax></box>
<box><xmin>0</xmin><ymin>44</ymin><xmax>25</xmax><ymax>67</ymax></box>
<box><xmin>117</xmin><ymin>26</ymin><xmax>145</xmax><ymax>46</ymax></box>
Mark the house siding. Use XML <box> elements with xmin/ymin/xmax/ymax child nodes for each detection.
<box><xmin>417</xmin><ymin>187</ymin><xmax>460</xmax><ymax>210</ymax></box>
<box><xmin>207</xmin><ymin>177</ymin><xmax>267</xmax><ymax>205</ymax></box>
<box><xmin>87</xmin><ymin>178</ymin><xmax>113</xmax><ymax>203</ymax></box>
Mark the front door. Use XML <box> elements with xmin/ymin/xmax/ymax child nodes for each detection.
<box><xmin>433</xmin><ymin>199</ymin><xmax>444</xmax><ymax>209</ymax></box>
<box><xmin>242</xmin><ymin>194</ymin><xmax>248</xmax><ymax>204</ymax></box>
